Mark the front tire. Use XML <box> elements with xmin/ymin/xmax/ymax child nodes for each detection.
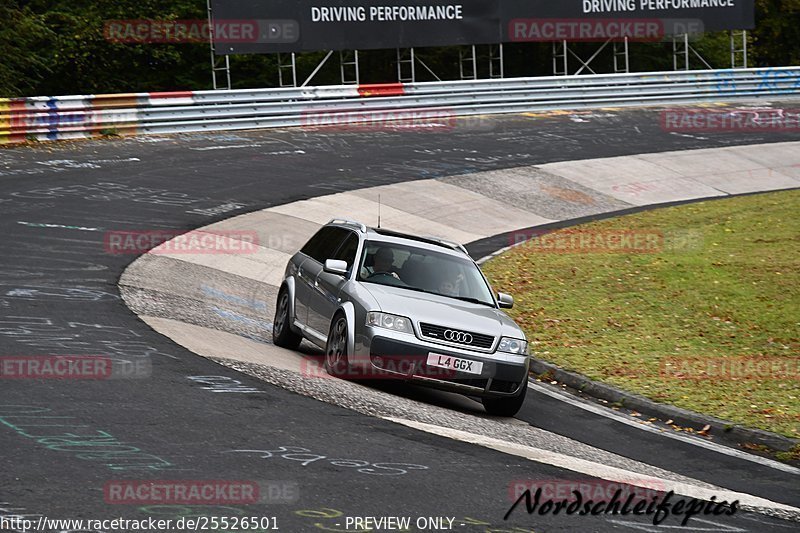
<box><xmin>482</xmin><ymin>374</ymin><xmax>528</xmax><ymax>417</ymax></box>
<box><xmin>324</xmin><ymin>313</ymin><xmax>350</xmax><ymax>378</ymax></box>
<box><xmin>272</xmin><ymin>288</ymin><xmax>302</xmax><ymax>349</ymax></box>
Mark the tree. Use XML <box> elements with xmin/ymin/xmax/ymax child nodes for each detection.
<box><xmin>753</xmin><ymin>0</ymin><xmax>800</xmax><ymax>66</ymax></box>
<box><xmin>2</xmin><ymin>1</ymin><xmax>798</xmax><ymax>97</ymax></box>
<box><xmin>0</xmin><ymin>1</ymin><xmax>54</xmax><ymax>96</ymax></box>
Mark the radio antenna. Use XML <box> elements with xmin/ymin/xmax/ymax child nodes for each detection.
<box><xmin>377</xmin><ymin>194</ymin><xmax>382</xmax><ymax>228</ymax></box>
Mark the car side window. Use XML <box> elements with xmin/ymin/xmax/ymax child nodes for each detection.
<box><xmin>300</xmin><ymin>227</ymin><xmax>350</xmax><ymax>264</ymax></box>
<box><xmin>332</xmin><ymin>233</ymin><xmax>359</xmax><ymax>269</ymax></box>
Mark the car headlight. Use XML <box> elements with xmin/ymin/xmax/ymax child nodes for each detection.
<box><xmin>498</xmin><ymin>337</ymin><xmax>528</xmax><ymax>355</ymax></box>
<box><xmin>366</xmin><ymin>312</ymin><xmax>413</xmax><ymax>334</ymax></box>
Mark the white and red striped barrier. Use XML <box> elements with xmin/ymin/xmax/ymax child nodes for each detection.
<box><xmin>0</xmin><ymin>92</ymin><xmax>195</xmax><ymax>143</ymax></box>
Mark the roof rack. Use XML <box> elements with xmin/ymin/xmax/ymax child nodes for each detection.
<box><xmin>371</xmin><ymin>228</ymin><xmax>470</xmax><ymax>256</ymax></box>
<box><xmin>423</xmin><ymin>236</ymin><xmax>470</xmax><ymax>256</ymax></box>
<box><xmin>328</xmin><ymin>218</ymin><xmax>367</xmax><ymax>233</ymax></box>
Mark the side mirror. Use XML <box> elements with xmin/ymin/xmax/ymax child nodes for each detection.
<box><xmin>324</xmin><ymin>259</ymin><xmax>349</xmax><ymax>276</ymax></box>
<box><xmin>497</xmin><ymin>292</ymin><xmax>514</xmax><ymax>309</ymax></box>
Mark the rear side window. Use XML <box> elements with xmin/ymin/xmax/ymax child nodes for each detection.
<box><xmin>301</xmin><ymin>227</ymin><xmax>350</xmax><ymax>263</ymax></box>
<box><xmin>332</xmin><ymin>233</ymin><xmax>359</xmax><ymax>268</ymax></box>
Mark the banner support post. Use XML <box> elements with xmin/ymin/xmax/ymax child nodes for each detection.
<box><xmin>301</xmin><ymin>50</ymin><xmax>334</xmax><ymax>87</ymax></box>
<box><xmin>490</xmin><ymin>44</ymin><xmax>504</xmax><ymax>78</ymax></box>
<box><xmin>460</xmin><ymin>45</ymin><xmax>478</xmax><ymax>80</ymax></box>
<box><xmin>613</xmin><ymin>37</ymin><xmax>630</xmax><ymax>73</ymax></box>
<box><xmin>278</xmin><ymin>53</ymin><xmax>298</xmax><ymax>87</ymax></box>
<box><xmin>397</xmin><ymin>48</ymin><xmax>417</xmax><ymax>83</ymax></box>
<box><xmin>573</xmin><ymin>40</ymin><xmax>610</xmax><ymax>75</ymax></box>
<box><xmin>207</xmin><ymin>0</ymin><xmax>232</xmax><ymax>90</ymax></box>
<box><xmin>553</xmin><ymin>41</ymin><xmax>568</xmax><ymax>76</ymax></box>
<box><xmin>673</xmin><ymin>33</ymin><xmax>688</xmax><ymax>70</ymax></box>
<box><xmin>340</xmin><ymin>50</ymin><xmax>360</xmax><ymax>84</ymax></box>
<box><xmin>730</xmin><ymin>30</ymin><xmax>748</xmax><ymax>68</ymax></box>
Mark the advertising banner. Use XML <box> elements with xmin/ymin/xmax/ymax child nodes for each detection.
<box><xmin>210</xmin><ymin>0</ymin><xmax>756</xmax><ymax>54</ymax></box>
<box><xmin>211</xmin><ymin>0</ymin><xmax>500</xmax><ymax>54</ymax></box>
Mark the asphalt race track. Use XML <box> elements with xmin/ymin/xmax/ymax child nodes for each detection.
<box><xmin>1</xmin><ymin>105</ymin><xmax>799</xmax><ymax>532</ymax></box>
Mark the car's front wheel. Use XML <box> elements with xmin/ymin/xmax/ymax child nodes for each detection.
<box><xmin>272</xmin><ymin>288</ymin><xmax>302</xmax><ymax>349</ymax></box>
<box><xmin>482</xmin><ymin>374</ymin><xmax>528</xmax><ymax>417</ymax></box>
<box><xmin>324</xmin><ymin>313</ymin><xmax>350</xmax><ymax>378</ymax></box>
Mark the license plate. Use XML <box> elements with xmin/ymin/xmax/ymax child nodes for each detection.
<box><xmin>426</xmin><ymin>353</ymin><xmax>483</xmax><ymax>375</ymax></box>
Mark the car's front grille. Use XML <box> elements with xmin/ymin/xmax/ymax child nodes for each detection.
<box><xmin>419</xmin><ymin>323</ymin><xmax>495</xmax><ymax>350</ymax></box>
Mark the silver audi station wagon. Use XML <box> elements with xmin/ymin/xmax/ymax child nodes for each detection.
<box><xmin>272</xmin><ymin>219</ymin><xmax>530</xmax><ymax>416</ymax></box>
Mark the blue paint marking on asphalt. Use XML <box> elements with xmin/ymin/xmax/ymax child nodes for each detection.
<box><xmin>201</xmin><ymin>285</ymin><xmax>269</xmax><ymax>312</ymax></box>
<box><xmin>211</xmin><ymin>306</ymin><xmax>273</xmax><ymax>331</ymax></box>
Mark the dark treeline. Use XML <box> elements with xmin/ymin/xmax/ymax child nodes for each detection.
<box><xmin>2</xmin><ymin>0</ymin><xmax>798</xmax><ymax>97</ymax></box>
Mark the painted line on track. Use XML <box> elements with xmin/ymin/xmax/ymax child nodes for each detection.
<box><xmin>384</xmin><ymin>416</ymin><xmax>800</xmax><ymax>520</ymax></box>
<box><xmin>527</xmin><ymin>381</ymin><xmax>800</xmax><ymax>476</ymax></box>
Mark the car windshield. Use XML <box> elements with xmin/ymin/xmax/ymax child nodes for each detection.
<box><xmin>357</xmin><ymin>241</ymin><xmax>496</xmax><ymax>307</ymax></box>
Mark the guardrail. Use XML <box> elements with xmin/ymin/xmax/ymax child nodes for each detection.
<box><xmin>2</xmin><ymin>67</ymin><xmax>799</xmax><ymax>144</ymax></box>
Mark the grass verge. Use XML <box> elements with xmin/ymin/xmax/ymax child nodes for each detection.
<box><xmin>483</xmin><ymin>190</ymin><xmax>800</xmax><ymax>438</ymax></box>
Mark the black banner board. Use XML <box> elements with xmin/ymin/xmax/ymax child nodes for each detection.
<box><xmin>502</xmin><ymin>0</ymin><xmax>755</xmax><ymax>42</ymax></box>
<box><xmin>210</xmin><ymin>0</ymin><xmax>499</xmax><ymax>54</ymax></box>
<box><xmin>210</xmin><ymin>0</ymin><xmax>755</xmax><ymax>54</ymax></box>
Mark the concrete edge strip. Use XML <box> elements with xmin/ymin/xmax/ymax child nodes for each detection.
<box><xmin>527</xmin><ymin>358</ymin><xmax>800</xmax><ymax>453</ymax></box>
<box><xmin>383</xmin><ymin>416</ymin><xmax>800</xmax><ymax>520</ymax></box>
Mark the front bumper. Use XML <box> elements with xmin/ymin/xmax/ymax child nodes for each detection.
<box><xmin>365</xmin><ymin>334</ymin><xmax>529</xmax><ymax>398</ymax></box>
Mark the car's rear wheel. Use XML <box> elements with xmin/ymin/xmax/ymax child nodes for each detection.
<box><xmin>272</xmin><ymin>288</ymin><xmax>302</xmax><ymax>349</ymax></box>
<box><xmin>324</xmin><ymin>313</ymin><xmax>350</xmax><ymax>378</ymax></box>
<box><xmin>482</xmin><ymin>374</ymin><xmax>528</xmax><ymax>417</ymax></box>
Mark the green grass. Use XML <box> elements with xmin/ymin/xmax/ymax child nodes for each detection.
<box><xmin>483</xmin><ymin>190</ymin><xmax>800</xmax><ymax>438</ymax></box>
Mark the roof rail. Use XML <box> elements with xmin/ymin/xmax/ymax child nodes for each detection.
<box><xmin>328</xmin><ymin>218</ymin><xmax>367</xmax><ymax>233</ymax></box>
<box><xmin>372</xmin><ymin>227</ymin><xmax>470</xmax><ymax>256</ymax></box>
<box><xmin>422</xmin><ymin>236</ymin><xmax>470</xmax><ymax>256</ymax></box>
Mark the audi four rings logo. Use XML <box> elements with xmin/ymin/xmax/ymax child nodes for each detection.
<box><xmin>444</xmin><ymin>330</ymin><xmax>473</xmax><ymax>344</ymax></box>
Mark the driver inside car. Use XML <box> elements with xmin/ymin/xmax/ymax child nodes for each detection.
<box><xmin>366</xmin><ymin>247</ymin><xmax>401</xmax><ymax>280</ymax></box>
<box><xmin>437</xmin><ymin>267</ymin><xmax>464</xmax><ymax>297</ymax></box>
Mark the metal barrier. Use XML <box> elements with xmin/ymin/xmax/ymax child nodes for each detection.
<box><xmin>2</xmin><ymin>67</ymin><xmax>799</xmax><ymax>144</ymax></box>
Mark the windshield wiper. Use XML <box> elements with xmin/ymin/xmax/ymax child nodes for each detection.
<box><xmin>366</xmin><ymin>283</ymin><xmax>495</xmax><ymax>307</ymax></box>
<box><xmin>395</xmin><ymin>286</ymin><xmax>441</xmax><ymax>297</ymax></box>
<box><xmin>404</xmin><ymin>286</ymin><xmax>495</xmax><ymax>307</ymax></box>
<box><xmin>449</xmin><ymin>295</ymin><xmax>496</xmax><ymax>307</ymax></box>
